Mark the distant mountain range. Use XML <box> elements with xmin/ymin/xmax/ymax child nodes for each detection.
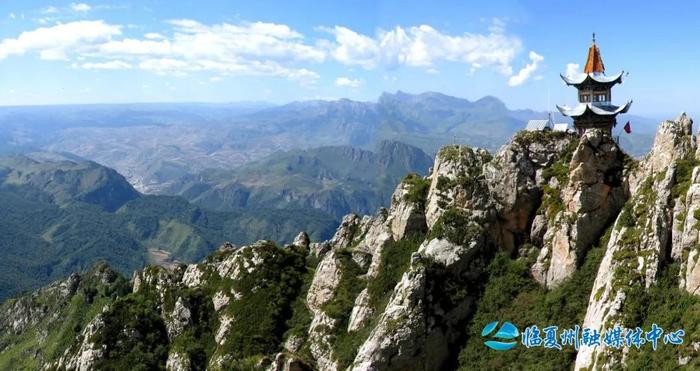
<box><xmin>167</xmin><ymin>140</ymin><xmax>433</xmax><ymax>218</ymax></box>
<box><xmin>0</xmin><ymin>92</ymin><xmax>663</xmax><ymax>299</ymax></box>
<box><xmin>0</xmin><ymin>92</ymin><xmax>659</xmax><ymax>196</ymax></box>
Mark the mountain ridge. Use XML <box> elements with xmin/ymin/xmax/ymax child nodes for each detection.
<box><xmin>0</xmin><ymin>156</ymin><xmax>338</xmax><ymax>301</ymax></box>
<box><xmin>3</xmin><ymin>115</ymin><xmax>698</xmax><ymax>370</ymax></box>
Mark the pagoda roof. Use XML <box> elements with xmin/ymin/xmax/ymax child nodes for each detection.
<box><xmin>525</xmin><ymin>119</ymin><xmax>552</xmax><ymax>131</ymax></box>
<box><xmin>556</xmin><ymin>101</ymin><xmax>633</xmax><ymax>117</ymax></box>
<box><xmin>584</xmin><ymin>41</ymin><xmax>605</xmax><ymax>73</ymax></box>
<box><xmin>560</xmin><ymin>70</ymin><xmax>624</xmax><ymax>86</ymax></box>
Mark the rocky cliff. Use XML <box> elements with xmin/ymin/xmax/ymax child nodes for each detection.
<box><xmin>1</xmin><ymin>117</ymin><xmax>699</xmax><ymax>370</ymax></box>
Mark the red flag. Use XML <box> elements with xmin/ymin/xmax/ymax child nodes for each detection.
<box><xmin>623</xmin><ymin>121</ymin><xmax>632</xmax><ymax>134</ymax></box>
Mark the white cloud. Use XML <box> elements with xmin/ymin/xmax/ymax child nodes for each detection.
<box><xmin>98</xmin><ymin>38</ymin><xmax>172</xmax><ymax>55</ymax></box>
<box><xmin>335</xmin><ymin>76</ymin><xmax>361</xmax><ymax>88</ymax></box>
<box><xmin>95</xmin><ymin>19</ymin><xmax>325</xmax><ymax>81</ymax></box>
<box><xmin>40</xmin><ymin>49</ymin><xmax>69</xmax><ymax>60</ymax></box>
<box><xmin>508</xmin><ymin>51</ymin><xmax>543</xmax><ymax>86</ymax></box>
<box><xmin>144</xmin><ymin>32</ymin><xmax>165</xmax><ymax>40</ymax></box>
<box><xmin>0</xmin><ymin>20</ymin><xmax>121</xmax><ymax>60</ymax></box>
<box><xmin>43</xmin><ymin>6</ymin><xmax>59</xmax><ymax>14</ymax></box>
<box><xmin>321</xmin><ymin>24</ymin><xmax>522</xmax><ymax>76</ymax></box>
<box><xmin>9</xmin><ymin>12</ymin><xmax>16</xmax><ymax>19</ymax></box>
<box><xmin>82</xmin><ymin>60</ymin><xmax>132</xmax><ymax>69</ymax></box>
<box><xmin>0</xmin><ymin>18</ymin><xmax>538</xmax><ymax>87</ymax></box>
<box><xmin>71</xmin><ymin>3</ymin><xmax>92</xmax><ymax>12</ymax></box>
<box><xmin>565</xmin><ymin>62</ymin><xmax>584</xmax><ymax>79</ymax></box>
<box><xmin>319</xmin><ymin>26</ymin><xmax>380</xmax><ymax>69</ymax></box>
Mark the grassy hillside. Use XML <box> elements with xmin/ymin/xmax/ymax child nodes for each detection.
<box><xmin>168</xmin><ymin>140</ymin><xmax>433</xmax><ymax>219</ymax></box>
<box><xmin>0</xmin><ymin>157</ymin><xmax>337</xmax><ymax>301</ymax></box>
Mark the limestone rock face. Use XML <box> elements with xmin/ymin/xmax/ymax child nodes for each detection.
<box><xmin>351</xmin><ymin>145</ymin><xmax>495</xmax><ymax>370</ymax></box>
<box><xmin>677</xmin><ymin>167</ymin><xmax>700</xmax><ymax>294</ymax></box>
<box><xmin>417</xmin><ymin>238</ymin><xmax>477</xmax><ymax>270</ymax></box>
<box><xmin>306</xmin><ymin>252</ymin><xmax>343</xmax><ymax>371</ymax></box>
<box><xmin>351</xmin><ymin>266</ymin><xmax>428</xmax><ymax>371</ymax></box>
<box><xmin>58</xmin><ymin>314</ymin><xmax>107</xmax><ymax>371</ymax></box>
<box><xmin>329</xmin><ymin>214</ymin><xmax>363</xmax><ymax>250</ymax></box>
<box><xmin>165</xmin><ymin>297</ymin><xmax>192</xmax><ymax>339</ymax></box>
<box><xmin>292</xmin><ymin>231</ymin><xmax>310</xmax><ymax>248</ymax></box>
<box><xmin>576</xmin><ymin>114</ymin><xmax>696</xmax><ymax>370</ymax></box>
<box><xmin>347</xmin><ymin>288</ymin><xmax>374</xmax><ymax>332</ymax></box>
<box><xmin>181</xmin><ymin>264</ymin><xmax>205</xmax><ymax>288</ymax></box>
<box><xmin>166</xmin><ymin>351</ymin><xmax>192</xmax><ymax>371</ymax></box>
<box><xmin>425</xmin><ymin>146</ymin><xmax>494</xmax><ymax>229</ymax></box>
<box><xmin>307</xmin><ymin>252</ymin><xmax>343</xmax><ymax>313</ymax></box>
<box><xmin>214</xmin><ymin>241</ymin><xmax>271</xmax><ymax>281</ymax></box>
<box><xmin>386</xmin><ymin>179</ymin><xmax>428</xmax><ymax>240</ymax></box>
<box><xmin>630</xmin><ymin>112</ymin><xmax>695</xmax><ymax>191</ymax></box>
<box><xmin>352</xmin><ymin>211</ymin><xmax>393</xmax><ymax>276</ymax></box>
<box><xmin>485</xmin><ymin>131</ymin><xmax>577</xmax><ymax>250</ymax></box>
<box><xmin>537</xmin><ymin>130</ymin><xmax>627</xmax><ymax>287</ymax></box>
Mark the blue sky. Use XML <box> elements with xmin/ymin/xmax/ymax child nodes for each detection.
<box><xmin>0</xmin><ymin>1</ymin><xmax>698</xmax><ymax>117</ymax></box>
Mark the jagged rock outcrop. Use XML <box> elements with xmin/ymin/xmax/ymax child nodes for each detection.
<box><xmin>329</xmin><ymin>214</ymin><xmax>363</xmax><ymax>250</ymax></box>
<box><xmin>347</xmin><ymin>288</ymin><xmax>373</xmax><ymax>332</ymax></box>
<box><xmin>676</xmin><ymin>167</ymin><xmax>700</xmax><ymax>294</ymax></box>
<box><xmin>575</xmin><ymin>114</ymin><xmax>697</xmax><ymax>370</ymax></box>
<box><xmin>630</xmin><ymin>112</ymin><xmax>695</xmax><ymax>191</ymax></box>
<box><xmin>292</xmin><ymin>231</ymin><xmax>310</xmax><ymax>249</ymax></box>
<box><xmin>8</xmin><ymin>118</ymin><xmax>700</xmax><ymax>371</ymax></box>
<box><xmin>306</xmin><ymin>251</ymin><xmax>344</xmax><ymax>370</ymax></box>
<box><xmin>533</xmin><ymin>129</ymin><xmax>627</xmax><ymax>287</ymax></box>
<box><xmin>352</xmin><ymin>264</ymin><xmax>429</xmax><ymax>370</ymax></box>
<box><xmin>350</xmin><ymin>145</ymin><xmax>498</xmax><ymax>370</ymax></box>
<box><xmin>386</xmin><ymin>177</ymin><xmax>428</xmax><ymax>240</ymax></box>
<box><xmin>352</xmin><ymin>210</ymin><xmax>393</xmax><ymax>276</ymax></box>
<box><xmin>425</xmin><ymin>146</ymin><xmax>494</xmax><ymax>229</ymax></box>
<box><xmin>485</xmin><ymin>131</ymin><xmax>577</xmax><ymax>250</ymax></box>
<box><xmin>166</xmin><ymin>351</ymin><xmax>191</xmax><ymax>371</ymax></box>
<box><xmin>59</xmin><ymin>314</ymin><xmax>107</xmax><ymax>371</ymax></box>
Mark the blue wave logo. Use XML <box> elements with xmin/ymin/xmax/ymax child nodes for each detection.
<box><xmin>481</xmin><ymin>321</ymin><xmax>519</xmax><ymax>351</ymax></box>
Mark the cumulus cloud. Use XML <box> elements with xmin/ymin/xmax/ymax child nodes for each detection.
<box><xmin>71</xmin><ymin>3</ymin><xmax>92</xmax><ymax>12</ymax></box>
<box><xmin>565</xmin><ymin>62</ymin><xmax>585</xmax><ymax>80</ymax></box>
<box><xmin>0</xmin><ymin>17</ymin><xmax>540</xmax><ymax>86</ymax></box>
<box><xmin>0</xmin><ymin>20</ymin><xmax>121</xmax><ymax>60</ymax></box>
<box><xmin>335</xmin><ymin>77</ymin><xmax>361</xmax><ymax>88</ymax></box>
<box><xmin>95</xmin><ymin>20</ymin><xmax>325</xmax><ymax>80</ymax></box>
<box><xmin>321</xmin><ymin>24</ymin><xmax>521</xmax><ymax>75</ymax></box>
<box><xmin>508</xmin><ymin>51</ymin><xmax>543</xmax><ymax>86</ymax></box>
<box><xmin>319</xmin><ymin>26</ymin><xmax>379</xmax><ymax>68</ymax></box>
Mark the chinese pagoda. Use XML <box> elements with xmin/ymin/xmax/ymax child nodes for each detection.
<box><xmin>557</xmin><ymin>34</ymin><xmax>632</xmax><ymax>135</ymax></box>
